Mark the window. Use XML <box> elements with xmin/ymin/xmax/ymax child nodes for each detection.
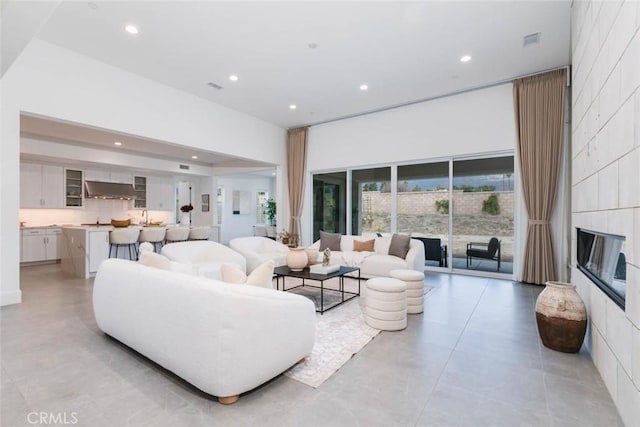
<box><xmin>256</xmin><ymin>191</ymin><xmax>269</xmax><ymax>224</ymax></box>
<box><xmin>312</xmin><ymin>172</ymin><xmax>347</xmax><ymax>241</ymax></box>
<box><xmin>351</xmin><ymin>167</ymin><xmax>391</xmax><ymax>236</ymax></box>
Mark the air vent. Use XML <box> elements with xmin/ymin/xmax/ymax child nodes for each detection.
<box><xmin>207</xmin><ymin>82</ymin><xmax>223</xmax><ymax>90</ymax></box>
<box><xmin>523</xmin><ymin>32</ymin><xmax>541</xmax><ymax>47</ymax></box>
<box><xmin>179</xmin><ymin>164</ymin><xmax>190</xmax><ymax>170</ymax></box>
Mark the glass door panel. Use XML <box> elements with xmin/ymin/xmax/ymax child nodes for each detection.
<box><xmin>397</xmin><ymin>162</ymin><xmax>449</xmax><ymax>268</ymax></box>
<box><xmin>312</xmin><ymin>172</ymin><xmax>347</xmax><ymax>242</ymax></box>
<box><xmin>452</xmin><ymin>156</ymin><xmax>514</xmax><ymax>274</ymax></box>
<box><xmin>351</xmin><ymin>167</ymin><xmax>391</xmax><ymax>236</ymax></box>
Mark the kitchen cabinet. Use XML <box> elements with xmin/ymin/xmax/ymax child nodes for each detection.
<box><xmin>21</xmin><ymin>228</ymin><xmax>61</xmax><ymax>263</ymax></box>
<box><xmin>134</xmin><ymin>176</ymin><xmax>147</xmax><ymax>209</ymax></box>
<box><xmin>20</xmin><ymin>163</ymin><xmax>64</xmax><ymax>208</ymax></box>
<box><xmin>65</xmin><ymin>169</ymin><xmax>83</xmax><ymax>207</ymax></box>
<box><xmin>89</xmin><ymin>230</ymin><xmax>110</xmax><ymax>273</ymax></box>
<box><xmin>147</xmin><ymin>176</ymin><xmax>175</xmax><ymax>210</ymax></box>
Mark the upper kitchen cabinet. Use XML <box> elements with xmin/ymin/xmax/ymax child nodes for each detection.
<box><xmin>147</xmin><ymin>176</ymin><xmax>175</xmax><ymax>210</ymax></box>
<box><xmin>134</xmin><ymin>176</ymin><xmax>147</xmax><ymax>209</ymax></box>
<box><xmin>20</xmin><ymin>163</ymin><xmax>64</xmax><ymax>208</ymax></box>
<box><xmin>65</xmin><ymin>169</ymin><xmax>83</xmax><ymax>207</ymax></box>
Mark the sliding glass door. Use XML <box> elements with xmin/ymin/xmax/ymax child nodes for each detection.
<box><xmin>452</xmin><ymin>156</ymin><xmax>514</xmax><ymax>274</ymax></box>
<box><xmin>351</xmin><ymin>167</ymin><xmax>391</xmax><ymax>236</ymax></box>
<box><xmin>311</xmin><ymin>153</ymin><xmax>515</xmax><ymax>276</ymax></box>
<box><xmin>397</xmin><ymin>162</ymin><xmax>450</xmax><ymax>267</ymax></box>
<box><xmin>312</xmin><ymin>172</ymin><xmax>347</xmax><ymax>242</ymax></box>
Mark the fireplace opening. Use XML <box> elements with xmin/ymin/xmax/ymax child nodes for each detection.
<box><xmin>576</xmin><ymin>228</ymin><xmax>626</xmax><ymax>309</ymax></box>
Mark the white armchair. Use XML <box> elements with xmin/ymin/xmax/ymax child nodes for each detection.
<box><xmin>229</xmin><ymin>236</ymin><xmax>290</xmax><ymax>274</ymax></box>
<box><xmin>161</xmin><ymin>241</ymin><xmax>246</xmax><ymax>280</ymax></box>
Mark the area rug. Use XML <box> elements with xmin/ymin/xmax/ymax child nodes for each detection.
<box><xmin>284</xmin><ymin>296</ymin><xmax>380</xmax><ymax>388</ymax></box>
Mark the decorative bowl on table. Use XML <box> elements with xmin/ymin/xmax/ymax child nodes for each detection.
<box><xmin>110</xmin><ymin>219</ymin><xmax>131</xmax><ymax>227</ymax></box>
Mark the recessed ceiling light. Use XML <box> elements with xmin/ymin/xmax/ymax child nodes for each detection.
<box><xmin>460</xmin><ymin>55</ymin><xmax>472</xmax><ymax>63</ymax></box>
<box><xmin>271</xmin><ymin>172</ymin><xmax>276</xmax><ymax>176</ymax></box>
<box><xmin>289</xmin><ymin>104</ymin><xmax>297</xmax><ymax>110</ymax></box>
<box><xmin>125</xmin><ymin>24</ymin><xmax>139</xmax><ymax>35</ymax></box>
<box><xmin>191</xmin><ymin>155</ymin><xmax>198</xmax><ymax>159</ymax></box>
<box><xmin>360</xmin><ymin>84</ymin><xmax>368</xmax><ymax>91</ymax></box>
<box><xmin>229</xmin><ymin>75</ymin><xmax>238</xmax><ymax>82</ymax></box>
<box><xmin>114</xmin><ymin>141</ymin><xmax>122</xmax><ymax>146</ymax></box>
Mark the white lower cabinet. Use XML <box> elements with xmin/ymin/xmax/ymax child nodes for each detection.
<box><xmin>89</xmin><ymin>231</ymin><xmax>110</xmax><ymax>273</ymax></box>
<box><xmin>21</xmin><ymin>228</ymin><xmax>61</xmax><ymax>263</ymax></box>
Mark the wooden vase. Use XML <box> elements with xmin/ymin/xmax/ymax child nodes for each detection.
<box><xmin>535</xmin><ymin>281</ymin><xmax>587</xmax><ymax>353</ymax></box>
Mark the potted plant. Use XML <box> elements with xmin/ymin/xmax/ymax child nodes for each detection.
<box><xmin>264</xmin><ymin>198</ymin><xmax>276</xmax><ymax>226</ymax></box>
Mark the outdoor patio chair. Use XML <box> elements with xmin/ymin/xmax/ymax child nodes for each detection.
<box><xmin>415</xmin><ymin>237</ymin><xmax>447</xmax><ymax>267</ymax></box>
<box><xmin>466</xmin><ymin>237</ymin><xmax>501</xmax><ymax>271</ymax></box>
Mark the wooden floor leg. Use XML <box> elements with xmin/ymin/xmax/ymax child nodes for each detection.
<box><xmin>218</xmin><ymin>395</ymin><xmax>239</xmax><ymax>405</ymax></box>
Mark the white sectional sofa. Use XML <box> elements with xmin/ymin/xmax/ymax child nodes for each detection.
<box><xmin>309</xmin><ymin>235</ymin><xmax>425</xmax><ymax>278</ymax></box>
<box><xmin>161</xmin><ymin>240</ymin><xmax>246</xmax><ymax>279</ymax></box>
<box><xmin>93</xmin><ymin>258</ymin><xmax>315</xmax><ymax>404</ymax></box>
<box><xmin>229</xmin><ymin>236</ymin><xmax>290</xmax><ymax>273</ymax></box>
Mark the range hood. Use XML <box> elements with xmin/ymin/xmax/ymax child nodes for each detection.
<box><xmin>85</xmin><ymin>181</ymin><xmax>137</xmax><ymax>200</ymax></box>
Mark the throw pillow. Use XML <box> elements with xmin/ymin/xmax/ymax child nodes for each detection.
<box><xmin>388</xmin><ymin>234</ymin><xmax>411</xmax><ymax>259</ymax></box>
<box><xmin>138</xmin><ymin>251</ymin><xmax>171</xmax><ymax>270</ymax></box>
<box><xmin>221</xmin><ymin>260</ymin><xmax>275</xmax><ymax>289</ymax></box>
<box><xmin>319</xmin><ymin>231</ymin><xmax>342</xmax><ymax>251</ymax></box>
<box><xmin>353</xmin><ymin>239</ymin><xmax>375</xmax><ymax>252</ymax></box>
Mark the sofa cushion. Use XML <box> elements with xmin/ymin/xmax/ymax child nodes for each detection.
<box><xmin>353</xmin><ymin>239</ymin><xmax>375</xmax><ymax>252</ymax></box>
<box><xmin>221</xmin><ymin>260</ymin><xmax>275</xmax><ymax>289</ymax></box>
<box><xmin>319</xmin><ymin>231</ymin><xmax>341</xmax><ymax>251</ymax></box>
<box><xmin>138</xmin><ymin>251</ymin><xmax>171</xmax><ymax>270</ymax></box>
<box><xmin>388</xmin><ymin>234</ymin><xmax>411</xmax><ymax>259</ymax></box>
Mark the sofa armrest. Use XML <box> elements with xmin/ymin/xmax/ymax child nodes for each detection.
<box><xmin>405</xmin><ymin>239</ymin><xmax>426</xmax><ymax>272</ymax></box>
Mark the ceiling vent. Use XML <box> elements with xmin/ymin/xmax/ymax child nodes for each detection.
<box><xmin>179</xmin><ymin>164</ymin><xmax>190</xmax><ymax>170</ymax></box>
<box><xmin>207</xmin><ymin>82</ymin><xmax>223</xmax><ymax>90</ymax></box>
<box><xmin>523</xmin><ymin>32</ymin><xmax>541</xmax><ymax>47</ymax></box>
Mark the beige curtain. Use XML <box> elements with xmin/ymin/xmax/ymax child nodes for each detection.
<box><xmin>287</xmin><ymin>127</ymin><xmax>309</xmax><ymax>243</ymax></box>
<box><xmin>513</xmin><ymin>69</ymin><xmax>566</xmax><ymax>285</ymax></box>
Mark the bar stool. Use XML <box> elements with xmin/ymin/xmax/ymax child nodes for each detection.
<box><xmin>139</xmin><ymin>227</ymin><xmax>167</xmax><ymax>253</ymax></box>
<box><xmin>165</xmin><ymin>226</ymin><xmax>190</xmax><ymax>244</ymax></box>
<box><xmin>189</xmin><ymin>226</ymin><xmax>211</xmax><ymax>241</ymax></box>
<box><xmin>109</xmin><ymin>228</ymin><xmax>141</xmax><ymax>260</ymax></box>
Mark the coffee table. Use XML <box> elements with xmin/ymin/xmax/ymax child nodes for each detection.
<box><xmin>273</xmin><ymin>265</ymin><xmax>361</xmax><ymax>314</ymax></box>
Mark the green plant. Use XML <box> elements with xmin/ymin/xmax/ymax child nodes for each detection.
<box><xmin>482</xmin><ymin>193</ymin><xmax>500</xmax><ymax>215</ymax></box>
<box><xmin>435</xmin><ymin>199</ymin><xmax>449</xmax><ymax>214</ymax></box>
<box><xmin>264</xmin><ymin>198</ymin><xmax>276</xmax><ymax>224</ymax></box>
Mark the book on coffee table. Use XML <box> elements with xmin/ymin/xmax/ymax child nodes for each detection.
<box><xmin>309</xmin><ymin>264</ymin><xmax>341</xmax><ymax>275</ymax></box>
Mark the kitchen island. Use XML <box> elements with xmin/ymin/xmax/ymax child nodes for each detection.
<box><xmin>61</xmin><ymin>225</ymin><xmax>115</xmax><ymax>279</ymax></box>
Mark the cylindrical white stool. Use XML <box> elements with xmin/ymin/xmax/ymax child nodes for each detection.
<box><xmin>390</xmin><ymin>269</ymin><xmax>425</xmax><ymax>314</ymax></box>
<box><xmin>365</xmin><ymin>277</ymin><xmax>407</xmax><ymax>331</ymax></box>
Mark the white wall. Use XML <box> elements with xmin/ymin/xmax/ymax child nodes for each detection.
<box><xmin>571</xmin><ymin>1</ymin><xmax>640</xmax><ymax>425</ymax></box>
<box><xmin>217</xmin><ymin>176</ymin><xmax>276</xmax><ymax>244</ymax></box>
<box><xmin>0</xmin><ymin>39</ymin><xmax>286</xmax><ymax>305</ymax></box>
<box><xmin>302</xmin><ymin>83</ymin><xmax>517</xmax><ymax>245</ymax></box>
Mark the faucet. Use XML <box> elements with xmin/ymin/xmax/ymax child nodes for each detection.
<box><xmin>141</xmin><ymin>209</ymin><xmax>148</xmax><ymax>225</ymax></box>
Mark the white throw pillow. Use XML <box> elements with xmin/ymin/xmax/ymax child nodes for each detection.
<box><xmin>221</xmin><ymin>260</ymin><xmax>275</xmax><ymax>289</ymax></box>
<box><xmin>138</xmin><ymin>251</ymin><xmax>171</xmax><ymax>270</ymax></box>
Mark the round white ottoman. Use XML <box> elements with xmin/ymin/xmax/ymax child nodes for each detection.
<box><xmin>365</xmin><ymin>277</ymin><xmax>407</xmax><ymax>331</ymax></box>
<box><xmin>390</xmin><ymin>269</ymin><xmax>425</xmax><ymax>314</ymax></box>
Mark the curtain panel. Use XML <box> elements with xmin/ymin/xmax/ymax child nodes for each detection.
<box><xmin>513</xmin><ymin>69</ymin><xmax>566</xmax><ymax>285</ymax></box>
<box><xmin>287</xmin><ymin>127</ymin><xmax>309</xmax><ymax>242</ymax></box>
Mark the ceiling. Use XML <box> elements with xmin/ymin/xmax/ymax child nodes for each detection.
<box><xmin>34</xmin><ymin>1</ymin><xmax>572</xmax><ymax>129</ymax></box>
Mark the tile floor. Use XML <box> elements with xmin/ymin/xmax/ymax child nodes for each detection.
<box><xmin>1</xmin><ymin>264</ymin><xmax>622</xmax><ymax>426</ymax></box>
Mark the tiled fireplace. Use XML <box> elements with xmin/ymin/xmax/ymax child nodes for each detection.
<box><xmin>571</xmin><ymin>1</ymin><xmax>640</xmax><ymax>425</ymax></box>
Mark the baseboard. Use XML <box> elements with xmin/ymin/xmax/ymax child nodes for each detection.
<box><xmin>1</xmin><ymin>290</ymin><xmax>22</xmax><ymax>306</ymax></box>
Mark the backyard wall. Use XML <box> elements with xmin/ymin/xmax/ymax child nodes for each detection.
<box><xmin>571</xmin><ymin>1</ymin><xmax>640</xmax><ymax>425</ymax></box>
<box><xmin>364</xmin><ymin>191</ymin><xmax>514</xmax><ymax>217</ymax></box>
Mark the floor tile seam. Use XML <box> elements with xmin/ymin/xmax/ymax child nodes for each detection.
<box><xmin>413</xmin><ymin>278</ymin><xmax>491</xmax><ymax>423</ymax></box>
